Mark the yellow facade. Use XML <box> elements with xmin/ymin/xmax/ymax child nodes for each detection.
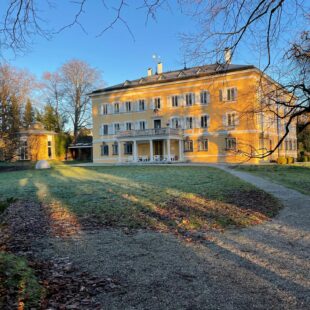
<box><xmin>91</xmin><ymin>65</ymin><xmax>297</xmax><ymax>164</ymax></box>
<box><xmin>18</xmin><ymin>123</ymin><xmax>56</xmax><ymax>161</ymax></box>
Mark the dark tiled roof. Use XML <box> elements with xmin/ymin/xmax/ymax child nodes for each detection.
<box><xmin>91</xmin><ymin>63</ymin><xmax>255</xmax><ymax>95</ymax></box>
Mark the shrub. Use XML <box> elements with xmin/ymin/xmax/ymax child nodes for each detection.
<box><xmin>277</xmin><ymin>157</ymin><xmax>287</xmax><ymax>165</ymax></box>
<box><xmin>55</xmin><ymin>133</ymin><xmax>71</xmax><ymax>160</ymax></box>
<box><xmin>286</xmin><ymin>157</ymin><xmax>294</xmax><ymax>164</ymax></box>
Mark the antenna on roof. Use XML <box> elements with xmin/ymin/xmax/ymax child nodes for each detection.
<box><xmin>184</xmin><ymin>60</ymin><xmax>187</xmax><ymax>70</ymax></box>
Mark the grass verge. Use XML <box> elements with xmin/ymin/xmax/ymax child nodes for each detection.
<box><xmin>0</xmin><ymin>252</ymin><xmax>44</xmax><ymax>309</ymax></box>
<box><xmin>236</xmin><ymin>165</ymin><xmax>310</xmax><ymax>195</ymax></box>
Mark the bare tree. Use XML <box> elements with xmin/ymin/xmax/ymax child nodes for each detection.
<box><xmin>61</xmin><ymin>59</ymin><xmax>101</xmax><ymax>143</ymax></box>
<box><xmin>0</xmin><ymin>63</ymin><xmax>34</xmax><ymax>160</ymax></box>
<box><xmin>42</xmin><ymin>71</ymin><xmax>65</xmax><ymax>132</ymax></box>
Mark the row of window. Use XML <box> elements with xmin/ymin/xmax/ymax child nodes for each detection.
<box><xmin>100</xmin><ymin>112</ymin><xmax>239</xmax><ymax>135</ymax></box>
<box><xmin>100</xmin><ymin>138</ymin><xmax>237</xmax><ymax>156</ymax></box>
<box><xmin>184</xmin><ymin>138</ymin><xmax>236</xmax><ymax>152</ymax></box>
<box><xmin>100</xmin><ymin>88</ymin><xmax>237</xmax><ymax>115</ymax></box>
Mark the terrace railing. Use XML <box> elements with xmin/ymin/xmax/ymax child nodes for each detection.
<box><xmin>117</xmin><ymin>127</ymin><xmax>183</xmax><ymax>138</ymax></box>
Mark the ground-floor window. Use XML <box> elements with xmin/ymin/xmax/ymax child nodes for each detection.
<box><xmin>124</xmin><ymin>142</ymin><xmax>133</xmax><ymax>155</ymax></box>
<box><xmin>112</xmin><ymin>142</ymin><xmax>119</xmax><ymax>155</ymax></box>
<box><xmin>198</xmin><ymin>138</ymin><xmax>208</xmax><ymax>151</ymax></box>
<box><xmin>225</xmin><ymin>138</ymin><xmax>237</xmax><ymax>151</ymax></box>
<box><xmin>101</xmin><ymin>143</ymin><xmax>109</xmax><ymax>156</ymax></box>
<box><xmin>184</xmin><ymin>139</ymin><xmax>193</xmax><ymax>152</ymax></box>
<box><xmin>47</xmin><ymin>141</ymin><xmax>52</xmax><ymax>158</ymax></box>
<box><xmin>20</xmin><ymin>140</ymin><xmax>28</xmax><ymax>160</ymax></box>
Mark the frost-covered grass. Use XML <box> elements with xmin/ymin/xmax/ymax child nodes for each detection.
<box><xmin>236</xmin><ymin>165</ymin><xmax>310</xmax><ymax>195</ymax></box>
<box><xmin>0</xmin><ymin>165</ymin><xmax>281</xmax><ymax>231</ymax></box>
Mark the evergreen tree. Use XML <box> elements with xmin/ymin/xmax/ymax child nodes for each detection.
<box><xmin>23</xmin><ymin>98</ymin><xmax>34</xmax><ymax>128</ymax></box>
<box><xmin>36</xmin><ymin>103</ymin><xmax>65</xmax><ymax>132</ymax></box>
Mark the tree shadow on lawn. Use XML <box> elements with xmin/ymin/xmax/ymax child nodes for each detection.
<box><xmin>1</xmin><ymin>167</ymin><xmax>309</xmax><ymax>309</ymax></box>
<box><xmin>20</xmin><ymin>165</ymin><xmax>282</xmax><ymax>238</ymax></box>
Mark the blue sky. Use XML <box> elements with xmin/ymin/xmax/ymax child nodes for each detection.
<box><xmin>1</xmin><ymin>1</ymin><xmax>253</xmax><ymax>87</ymax></box>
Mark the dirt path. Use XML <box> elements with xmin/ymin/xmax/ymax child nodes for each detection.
<box><xmin>1</xmin><ymin>166</ymin><xmax>309</xmax><ymax>309</ymax></box>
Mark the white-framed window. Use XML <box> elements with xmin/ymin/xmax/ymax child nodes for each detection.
<box><xmin>185</xmin><ymin>93</ymin><xmax>195</xmax><ymax>106</ymax></box>
<box><xmin>126</xmin><ymin>122</ymin><xmax>132</xmax><ymax>130</ymax></box>
<box><xmin>114</xmin><ymin>123</ymin><xmax>120</xmax><ymax>133</ymax></box>
<box><xmin>171</xmin><ymin>95</ymin><xmax>179</xmax><ymax>107</ymax></box>
<box><xmin>226</xmin><ymin>112</ymin><xmax>238</xmax><ymax>126</ymax></box>
<box><xmin>219</xmin><ymin>87</ymin><xmax>237</xmax><ymax>102</ymax></box>
<box><xmin>200</xmin><ymin>91</ymin><xmax>210</xmax><ymax>105</ymax></box>
<box><xmin>226</xmin><ymin>138</ymin><xmax>237</xmax><ymax>150</ymax></box>
<box><xmin>19</xmin><ymin>140</ymin><xmax>28</xmax><ymax>160</ymax></box>
<box><xmin>102</xmin><ymin>104</ymin><xmax>108</xmax><ymax>115</ymax></box>
<box><xmin>125</xmin><ymin>101</ymin><xmax>131</xmax><ymax>112</ymax></box>
<box><xmin>124</xmin><ymin>142</ymin><xmax>133</xmax><ymax>155</ymax></box>
<box><xmin>198</xmin><ymin>138</ymin><xmax>208</xmax><ymax>151</ymax></box>
<box><xmin>114</xmin><ymin>102</ymin><xmax>120</xmax><ymax>113</ymax></box>
<box><xmin>112</xmin><ymin>142</ymin><xmax>118</xmax><ymax>155</ymax></box>
<box><xmin>139</xmin><ymin>121</ymin><xmax>146</xmax><ymax>130</ymax></box>
<box><xmin>101</xmin><ymin>124</ymin><xmax>109</xmax><ymax>135</ymax></box>
<box><xmin>101</xmin><ymin>143</ymin><xmax>109</xmax><ymax>156</ymax></box>
<box><xmin>184</xmin><ymin>139</ymin><xmax>193</xmax><ymax>152</ymax></box>
<box><xmin>139</xmin><ymin>99</ymin><xmax>145</xmax><ymax>111</ymax></box>
<box><xmin>171</xmin><ymin>117</ymin><xmax>181</xmax><ymax>129</ymax></box>
<box><xmin>154</xmin><ymin>97</ymin><xmax>161</xmax><ymax>109</ymax></box>
<box><xmin>201</xmin><ymin>115</ymin><xmax>209</xmax><ymax>128</ymax></box>
<box><xmin>185</xmin><ymin>117</ymin><xmax>193</xmax><ymax>129</ymax></box>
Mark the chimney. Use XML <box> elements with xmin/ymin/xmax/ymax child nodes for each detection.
<box><xmin>147</xmin><ymin>68</ymin><xmax>153</xmax><ymax>76</ymax></box>
<box><xmin>157</xmin><ymin>62</ymin><xmax>163</xmax><ymax>74</ymax></box>
<box><xmin>224</xmin><ymin>48</ymin><xmax>232</xmax><ymax>64</ymax></box>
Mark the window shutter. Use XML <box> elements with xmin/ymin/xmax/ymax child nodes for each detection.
<box><xmin>120</xmin><ymin>122</ymin><xmax>125</xmax><ymax>131</ymax></box>
<box><xmin>195</xmin><ymin>93</ymin><xmax>200</xmax><ymax>105</ymax></box>
<box><xmin>99</xmin><ymin>124</ymin><xmax>103</xmax><ymax>135</ymax></box>
<box><xmin>108</xmin><ymin>124</ymin><xmax>113</xmax><ymax>135</ymax></box>
<box><xmin>207</xmin><ymin>115</ymin><xmax>211</xmax><ymax>128</ymax></box>
<box><xmin>179</xmin><ymin>94</ymin><xmax>185</xmax><ymax>106</ymax></box>
<box><xmin>196</xmin><ymin>117</ymin><xmax>201</xmax><ymax>128</ymax></box>
<box><xmin>235</xmin><ymin>113</ymin><xmax>240</xmax><ymax>125</ymax></box>
<box><xmin>135</xmin><ymin>121</ymin><xmax>139</xmax><ymax>130</ymax></box>
<box><xmin>119</xmin><ymin>102</ymin><xmax>125</xmax><ymax>113</ymax></box>
<box><xmin>133</xmin><ymin>101</ymin><xmax>138</xmax><ymax>112</ymax></box>
<box><xmin>150</xmin><ymin>98</ymin><xmax>154</xmax><ymax>110</ymax></box>
<box><xmin>207</xmin><ymin>92</ymin><xmax>210</xmax><ymax>104</ymax></box>
<box><xmin>167</xmin><ymin>96</ymin><xmax>172</xmax><ymax>107</ymax></box>
<box><xmin>223</xmin><ymin>114</ymin><xmax>227</xmax><ymax>126</ymax></box>
<box><xmin>219</xmin><ymin>89</ymin><xmax>223</xmax><ymax>102</ymax></box>
<box><xmin>234</xmin><ymin>88</ymin><xmax>238</xmax><ymax>100</ymax></box>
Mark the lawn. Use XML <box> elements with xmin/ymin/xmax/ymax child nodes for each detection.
<box><xmin>236</xmin><ymin>165</ymin><xmax>310</xmax><ymax>195</ymax></box>
<box><xmin>0</xmin><ymin>165</ymin><xmax>281</xmax><ymax>233</ymax></box>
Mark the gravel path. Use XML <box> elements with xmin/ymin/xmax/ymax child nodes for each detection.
<box><xmin>2</xmin><ymin>166</ymin><xmax>309</xmax><ymax>309</ymax></box>
<box><xmin>33</xmin><ymin>166</ymin><xmax>309</xmax><ymax>309</ymax></box>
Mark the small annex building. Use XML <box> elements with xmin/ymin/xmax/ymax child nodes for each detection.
<box><xmin>18</xmin><ymin>122</ymin><xmax>57</xmax><ymax>161</ymax></box>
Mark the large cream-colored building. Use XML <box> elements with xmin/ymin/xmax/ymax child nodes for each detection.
<box><xmin>90</xmin><ymin>62</ymin><xmax>297</xmax><ymax>164</ymax></box>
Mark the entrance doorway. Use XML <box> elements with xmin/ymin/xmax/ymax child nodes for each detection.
<box><xmin>153</xmin><ymin>140</ymin><xmax>163</xmax><ymax>156</ymax></box>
